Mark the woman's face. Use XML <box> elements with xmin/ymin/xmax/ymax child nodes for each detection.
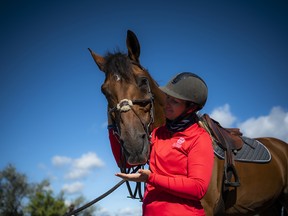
<box><xmin>164</xmin><ymin>95</ymin><xmax>187</xmax><ymax>120</ymax></box>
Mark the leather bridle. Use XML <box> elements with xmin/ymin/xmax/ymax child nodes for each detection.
<box><xmin>108</xmin><ymin>76</ymin><xmax>155</xmax><ymax>144</ymax></box>
<box><xmin>107</xmin><ymin>76</ymin><xmax>154</xmax><ymax>199</ymax></box>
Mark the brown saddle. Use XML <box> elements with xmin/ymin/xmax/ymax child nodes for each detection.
<box><xmin>201</xmin><ymin>114</ymin><xmax>244</xmax><ymax>151</ymax></box>
<box><xmin>200</xmin><ymin>114</ymin><xmax>244</xmax><ymax>187</ymax></box>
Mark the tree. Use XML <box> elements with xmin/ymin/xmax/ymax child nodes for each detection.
<box><xmin>26</xmin><ymin>180</ymin><xmax>99</xmax><ymax>216</ymax></box>
<box><xmin>0</xmin><ymin>164</ymin><xmax>31</xmax><ymax>216</ymax></box>
<box><xmin>26</xmin><ymin>179</ymin><xmax>67</xmax><ymax>216</ymax></box>
<box><xmin>0</xmin><ymin>165</ymin><xmax>98</xmax><ymax>216</ymax></box>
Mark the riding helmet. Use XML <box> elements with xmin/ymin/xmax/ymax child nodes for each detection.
<box><xmin>160</xmin><ymin>72</ymin><xmax>208</xmax><ymax>110</ymax></box>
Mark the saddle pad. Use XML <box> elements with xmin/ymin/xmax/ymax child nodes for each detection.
<box><xmin>214</xmin><ymin>136</ymin><xmax>271</xmax><ymax>163</ymax></box>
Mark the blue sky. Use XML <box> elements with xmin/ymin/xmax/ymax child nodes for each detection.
<box><xmin>1</xmin><ymin>1</ymin><xmax>288</xmax><ymax>215</ymax></box>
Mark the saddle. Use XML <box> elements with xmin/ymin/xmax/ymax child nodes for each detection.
<box><xmin>200</xmin><ymin>114</ymin><xmax>244</xmax><ymax>187</ymax></box>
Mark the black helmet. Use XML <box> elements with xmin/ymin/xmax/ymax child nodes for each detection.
<box><xmin>160</xmin><ymin>72</ymin><xmax>208</xmax><ymax>110</ymax></box>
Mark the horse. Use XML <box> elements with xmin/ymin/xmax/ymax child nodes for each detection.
<box><xmin>89</xmin><ymin>30</ymin><xmax>288</xmax><ymax>215</ymax></box>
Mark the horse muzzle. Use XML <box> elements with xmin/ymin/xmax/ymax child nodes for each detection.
<box><xmin>120</xmin><ymin>130</ymin><xmax>150</xmax><ymax>165</ymax></box>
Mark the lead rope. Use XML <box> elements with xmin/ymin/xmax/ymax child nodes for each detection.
<box><xmin>63</xmin><ymin>180</ymin><xmax>125</xmax><ymax>216</ymax></box>
<box><xmin>63</xmin><ymin>165</ymin><xmax>143</xmax><ymax>216</ymax></box>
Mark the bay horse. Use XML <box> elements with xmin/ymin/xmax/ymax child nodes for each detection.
<box><xmin>89</xmin><ymin>30</ymin><xmax>288</xmax><ymax>215</ymax></box>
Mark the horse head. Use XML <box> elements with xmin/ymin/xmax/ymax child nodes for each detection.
<box><xmin>88</xmin><ymin>30</ymin><xmax>165</xmax><ymax>166</ymax></box>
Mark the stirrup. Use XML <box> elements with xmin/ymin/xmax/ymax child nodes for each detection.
<box><xmin>224</xmin><ymin>164</ymin><xmax>240</xmax><ymax>187</ymax></box>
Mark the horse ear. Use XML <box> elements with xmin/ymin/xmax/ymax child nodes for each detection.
<box><xmin>126</xmin><ymin>30</ymin><xmax>141</xmax><ymax>63</ymax></box>
<box><xmin>88</xmin><ymin>48</ymin><xmax>106</xmax><ymax>72</ymax></box>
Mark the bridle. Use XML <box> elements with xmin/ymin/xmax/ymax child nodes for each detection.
<box><xmin>107</xmin><ymin>75</ymin><xmax>154</xmax><ymax>199</ymax></box>
<box><xmin>108</xmin><ymin>75</ymin><xmax>155</xmax><ymax>142</ymax></box>
<box><xmin>64</xmin><ymin>68</ymin><xmax>155</xmax><ymax>216</ymax></box>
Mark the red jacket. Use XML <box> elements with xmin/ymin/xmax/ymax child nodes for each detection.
<box><xmin>143</xmin><ymin>123</ymin><xmax>214</xmax><ymax>216</ymax></box>
<box><xmin>109</xmin><ymin>123</ymin><xmax>214</xmax><ymax>216</ymax></box>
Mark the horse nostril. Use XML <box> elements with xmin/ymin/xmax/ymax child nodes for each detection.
<box><xmin>141</xmin><ymin>133</ymin><xmax>146</xmax><ymax>140</ymax></box>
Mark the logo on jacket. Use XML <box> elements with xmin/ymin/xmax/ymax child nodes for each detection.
<box><xmin>172</xmin><ymin>137</ymin><xmax>185</xmax><ymax>148</ymax></box>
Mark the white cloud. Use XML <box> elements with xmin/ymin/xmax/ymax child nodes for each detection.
<box><xmin>62</xmin><ymin>181</ymin><xmax>84</xmax><ymax>194</ymax></box>
<box><xmin>52</xmin><ymin>156</ymin><xmax>72</xmax><ymax>166</ymax></box>
<box><xmin>238</xmin><ymin>106</ymin><xmax>288</xmax><ymax>142</ymax></box>
<box><xmin>74</xmin><ymin>152</ymin><xmax>104</xmax><ymax>170</ymax></box>
<box><xmin>208</xmin><ymin>104</ymin><xmax>288</xmax><ymax>142</ymax></box>
<box><xmin>64</xmin><ymin>152</ymin><xmax>105</xmax><ymax>180</ymax></box>
<box><xmin>209</xmin><ymin>104</ymin><xmax>236</xmax><ymax>127</ymax></box>
<box><xmin>52</xmin><ymin>152</ymin><xmax>105</xmax><ymax>180</ymax></box>
<box><xmin>65</xmin><ymin>169</ymin><xmax>89</xmax><ymax>179</ymax></box>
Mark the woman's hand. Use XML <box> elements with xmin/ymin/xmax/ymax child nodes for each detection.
<box><xmin>115</xmin><ymin>169</ymin><xmax>151</xmax><ymax>182</ymax></box>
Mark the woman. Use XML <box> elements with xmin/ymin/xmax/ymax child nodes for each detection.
<box><xmin>115</xmin><ymin>72</ymin><xmax>214</xmax><ymax>215</ymax></box>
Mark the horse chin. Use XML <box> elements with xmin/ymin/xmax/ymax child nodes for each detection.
<box><xmin>126</xmin><ymin>155</ymin><xmax>148</xmax><ymax>166</ymax></box>
<box><xmin>127</xmin><ymin>155</ymin><xmax>148</xmax><ymax>166</ymax></box>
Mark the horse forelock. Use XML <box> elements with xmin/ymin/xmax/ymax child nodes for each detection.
<box><xmin>104</xmin><ymin>52</ymin><xmax>133</xmax><ymax>81</ymax></box>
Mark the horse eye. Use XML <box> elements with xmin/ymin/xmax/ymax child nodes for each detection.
<box><xmin>137</xmin><ymin>77</ymin><xmax>148</xmax><ymax>93</ymax></box>
<box><xmin>137</xmin><ymin>77</ymin><xmax>149</xmax><ymax>89</ymax></box>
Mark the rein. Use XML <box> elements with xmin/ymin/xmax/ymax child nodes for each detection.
<box><xmin>64</xmin><ymin>180</ymin><xmax>125</xmax><ymax>216</ymax></box>
<box><xmin>63</xmin><ymin>167</ymin><xmax>142</xmax><ymax>216</ymax></box>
